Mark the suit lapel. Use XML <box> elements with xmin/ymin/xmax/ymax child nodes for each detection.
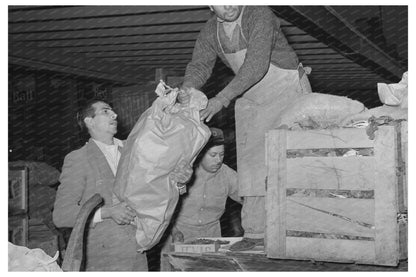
<box><xmin>86</xmin><ymin>139</ymin><xmax>116</xmax><ymax>205</ymax></box>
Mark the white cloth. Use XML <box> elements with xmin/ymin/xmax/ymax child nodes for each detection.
<box><xmin>91</xmin><ymin>138</ymin><xmax>123</xmax><ymax>223</ymax></box>
<box><xmin>377</xmin><ymin>71</ymin><xmax>408</xmax><ymax>107</ymax></box>
<box><xmin>93</xmin><ymin>138</ymin><xmax>123</xmax><ymax>176</ymax></box>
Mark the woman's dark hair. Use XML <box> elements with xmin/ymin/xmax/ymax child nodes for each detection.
<box><xmin>194</xmin><ymin>128</ymin><xmax>225</xmax><ymax>168</ymax></box>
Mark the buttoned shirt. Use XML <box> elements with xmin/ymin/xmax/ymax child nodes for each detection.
<box><xmin>91</xmin><ymin>138</ymin><xmax>123</xmax><ymax>223</ymax></box>
<box><xmin>175</xmin><ymin>164</ymin><xmax>242</xmax><ymax>227</ymax></box>
<box><xmin>92</xmin><ymin>138</ymin><xmax>123</xmax><ymax>176</ymax></box>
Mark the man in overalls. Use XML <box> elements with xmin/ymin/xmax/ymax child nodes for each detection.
<box><xmin>179</xmin><ymin>6</ymin><xmax>312</xmax><ymax>251</ymax></box>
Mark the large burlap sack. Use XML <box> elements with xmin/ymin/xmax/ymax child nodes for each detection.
<box><xmin>341</xmin><ymin>105</ymin><xmax>408</xmax><ymax>126</ymax></box>
<box><xmin>341</xmin><ymin>71</ymin><xmax>408</xmax><ymax>126</ymax></box>
<box><xmin>8</xmin><ymin>242</ymin><xmax>61</xmax><ymax>271</ymax></box>
<box><xmin>278</xmin><ymin>93</ymin><xmax>366</xmax><ymax>130</ymax></box>
<box><xmin>114</xmin><ymin>81</ymin><xmax>210</xmax><ymax>252</ymax></box>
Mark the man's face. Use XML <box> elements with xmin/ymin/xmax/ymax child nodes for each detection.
<box><xmin>88</xmin><ymin>101</ymin><xmax>118</xmax><ymax>136</ymax></box>
<box><xmin>211</xmin><ymin>6</ymin><xmax>243</xmax><ymax>22</ymax></box>
<box><xmin>200</xmin><ymin>145</ymin><xmax>225</xmax><ymax>173</ymax></box>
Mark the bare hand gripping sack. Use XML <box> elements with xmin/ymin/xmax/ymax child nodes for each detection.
<box><xmin>114</xmin><ymin>81</ymin><xmax>211</xmax><ymax>252</ymax></box>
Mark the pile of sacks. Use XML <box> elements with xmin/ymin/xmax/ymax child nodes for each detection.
<box><xmin>276</xmin><ymin>93</ymin><xmax>366</xmax><ymax>130</ymax></box>
<box><xmin>276</xmin><ymin>71</ymin><xmax>408</xmax><ymax>130</ymax></box>
<box><xmin>8</xmin><ymin>242</ymin><xmax>61</xmax><ymax>271</ymax></box>
<box><xmin>341</xmin><ymin>72</ymin><xmax>408</xmax><ymax>125</ymax></box>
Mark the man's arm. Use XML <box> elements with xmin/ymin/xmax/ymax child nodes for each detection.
<box><xmin>225</xmin><ymin>166</ymin><xmax>243</xmax><ymax>204</ymax></box>
<box><xmin>182</xmin><ymin>21</ymin><xmax>218</xmax><ymax>90</ymax></box>
<box><xmin>216</xmin><ymin>7</ymin><xmax>276</xmax><ymax>107</ymax></box>
<box><xmin>53</xmin><ymin>151</ymin><xmax>86</xmax><ymax>228</ymax></box>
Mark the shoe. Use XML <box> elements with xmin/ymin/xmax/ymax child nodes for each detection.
<box><xmin>229</xmin><ymin>238</ymin><xmax>264</xmax><ymax>251</ymax></box>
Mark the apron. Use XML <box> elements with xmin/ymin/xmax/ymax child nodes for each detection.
<box><xmin>217</xmin><ymin>21</ymin><xmax>312</xmax><ymax>196</ymax></box>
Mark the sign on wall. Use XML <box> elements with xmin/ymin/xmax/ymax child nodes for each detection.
<box><xmin>12</xmin><ymin>75</ymin><xmax>35</xmax><ymax>104</ymax></box>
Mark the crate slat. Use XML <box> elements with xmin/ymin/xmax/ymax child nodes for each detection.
<box><xmin>286</xmin><ymin>237</ymin><xmax>375</xmax><ymax>264</ymax></box>
<box><xmin>265</xmin><ymin>130</ymin><xmax>287</xmax><ymax>258</ymax></box>
<box><xmin>287</xmin><ymin>156</ymin><xmax>375</xmax><ymax>190</ymax></box>
<box><xmin>285</xmin><ymin>128</ymin><xmax>374</xmax><ymax>149</ymax></box>
<box><xmin>373</xmin><ymin>126</ymin><xmax>399</xmax><ymax>266</ymax></box>
<box><xmin>287</xmin><ymin>197</ymin><xmax>375</xmax><ymax>238</ymax></box>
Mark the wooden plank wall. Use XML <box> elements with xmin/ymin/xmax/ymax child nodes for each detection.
<box><xmin>111</xmin><ymin>82</ymin><xmax>158</xmax><ymax>138</ymax></box>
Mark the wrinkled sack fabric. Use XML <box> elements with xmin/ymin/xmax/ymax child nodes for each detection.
<box><xmin>8</xmin><ymin>242</ymin><xmax>61</xmax><ymax>271</ymax></box>
<box><xmin>377</xmin><ymin>71</ymin><xmax>408</xmax><ymax>108</ymax></box>
<box><xmin>341</xmin><ymin>71</ymin><xmax>408</xmax><ymax>126</ymax></box>
<box><xmin>277</xmin><ymin>93</ymin><xmax>366</xmax><ymax>130</ymax></box>
<box><xmin>114</xmin><ymin>81</ymin><xmax>211</xmax><ymax>252</ymax></box>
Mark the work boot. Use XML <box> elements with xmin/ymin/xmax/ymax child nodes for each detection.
<box><xmin>229</xmin><ymin>238</ymin><xmax>264</xmax><ymax>251</ymax></box>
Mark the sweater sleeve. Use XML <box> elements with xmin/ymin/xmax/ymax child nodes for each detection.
<box><xmin>216</xmin><ymin>7</ymin><xmax>276</xmax><ymax>107</ymax></box>
<box><xmin>225</xmin><ymin>166</ymin><xmax>242</xmax><ymax>204</ymax></box>
<box><xmin>182</xmin><ymin>20</ymin><xmax>218</xmax><ymax>90</ymax></box>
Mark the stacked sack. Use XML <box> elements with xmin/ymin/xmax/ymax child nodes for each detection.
<box><xmin>341</xmin><ymin>72</ymin><xmax>408</xmax><ymax>125</ymax></box>
<box><xmin>8</xmin><ymin>242</ymin><xmax>61</xmax><ymax>271</ymax></box>
<box><xmin>276</xmin><ymin>93</ymin><xmax>366</xmax><ymax>130</ymax></box>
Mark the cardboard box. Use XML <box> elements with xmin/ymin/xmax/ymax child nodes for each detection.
<box><xmin>9</xmin><ymin>214</ymin><xmax>28</xmax><ymax>247</ymax></box>
<box><xmin>173</xmin><ymin>243</ymin><xmax>220</xmax><ymax>254</ymax></box>
<box><xmin>8</xmin><ymin>166</ymin><xmax>29</xmax><ymax>214</ymax></box>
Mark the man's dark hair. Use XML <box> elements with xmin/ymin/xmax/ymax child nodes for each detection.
<box><xmin>76</xmin><ymin>99</ymin><xmax>109</xmax><ymax>132</ymax></box>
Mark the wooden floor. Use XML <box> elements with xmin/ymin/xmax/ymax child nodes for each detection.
<box><xmin>161</xmin><ymin>251</ymin><xmax>408</xmax><ymax>271</ymax></box>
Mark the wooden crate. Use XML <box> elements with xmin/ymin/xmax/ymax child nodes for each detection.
<box><xmin>265</xmin><ymin>125</ymin><xmax>407</xmax><ymax>266</ymax></box>
<box><xmin>8</xmin><ymin>166</ymin><xmax>29</xmax><ymax>215</ymax></box>
<box><xmin>9</xmin><ymin>214</ymin><xmax>28</xmax><ymax>247</ymax></box>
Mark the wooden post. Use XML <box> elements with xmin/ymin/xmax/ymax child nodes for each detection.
<box><xmin>373</xmin><ymin>126</ymin><xmax>399</xmax><ymax>266</ymax></box>
<box><xmin>266</xmin><ymin>129</ymin><xmax>287</xmax><ymax>258</ymax></box>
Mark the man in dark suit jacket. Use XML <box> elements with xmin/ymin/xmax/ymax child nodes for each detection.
<box><xmin>53</xmin><ymin>99</ymin><xmax>147</xmax><ymax>271</ymax></box>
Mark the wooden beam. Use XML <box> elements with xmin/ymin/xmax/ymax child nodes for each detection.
<box><xmin>82</xmin><ymin>50</ymin><xmax>193</xmax><ymax>58</ymax></box>
<box><xmin>12</xmin><ymin>33</ymin><xmax>200</xmax><ymax>47</ymax></box>
<box><xmin>60</xmin><ymin>41</ymin><xmax>196</xmax><ymax>52</ymax></box>
<box><xmin>9</xmin><ymin>6</ymin><xmax>206</xmax><ymax>22</ymax></box>
<box><xmin>271</xmin><ymin>6</ymin><xmax>405</xmax><ymax>81</ymax></box>
<box><xmin>9</xmin><ymin>56</ymin><xmax>153</xmax><ymax>84</ymax></box>
<box><xmin>10</xmin><ymin>9</ymin><xmax>211</xmax><ymax>32</ymax></box>
<box><xmin>10</xmin><ymin>22</ymin><xmax>206</xmax><ymax>41</ymax></box>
